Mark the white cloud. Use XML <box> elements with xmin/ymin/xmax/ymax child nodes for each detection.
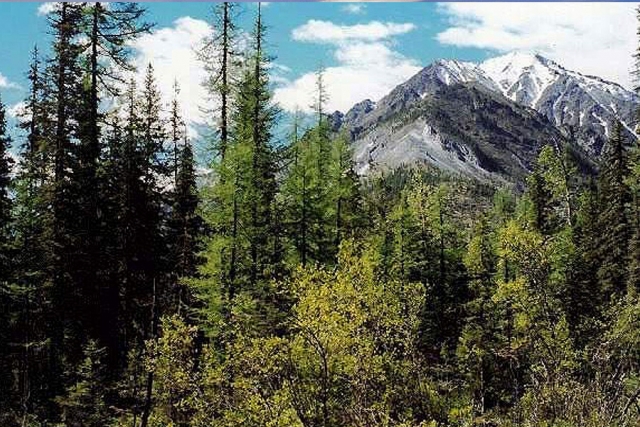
<box><xmin>7</xmin><ymin>102</ymin><xmax>27</xmax><ymax>121</ymax></box>
<box><xmin>275</xmin><ymin>20</ymin><xmax>420</xmax><ymax>114</ymax></box>
<box><xmin>37</xmin><ymin>2</ymin><xmax>110</xmax><ymax>16</ymax></box>
<box><xmin>37</xmin><ymin>2</ymin><xmax>58</xmax><ymax>16</ymax></box>
<box><xmin>436</xmin><ymin>2</ymin><xmax>639</xmax><ymax>89</ymax></box>
<box><xmin>292</xmin><ymin>20</ymin><xmax>416</xmax><ymax>44</ymax></box>
<box><xmin>130</xmin><ymin>16</ymin><xmax>213</xmax><ymax>130</ymax></box>
<box><xmin>0</xmin><ymin>73</ymin><xmax>18</xmax><ymax>89</ymax></box>
<box><xmin>342</xmin><ymin>4</ymin><xmax>366</xmax><ymax>15</ymax></box>
<box><xmin>126</xmin><ymin>15</ymin><xmax>418</xmax><ymax>125</ymax></box>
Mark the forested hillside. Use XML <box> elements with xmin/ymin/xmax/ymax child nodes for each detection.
<box><xmin>1</xmin><ymin>3</ymin><xmax>640</xmax><ymax>427</ymax></box>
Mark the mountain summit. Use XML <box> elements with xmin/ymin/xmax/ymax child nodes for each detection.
<box><xmin>338</xmin><ymin>52</ymin><xmax>639</xmax><ymax>181</ymax></box>
<box><xmin>478</xmin><ymin>52</ymin><xmax>638</xmax><ymax>154</ymax></box>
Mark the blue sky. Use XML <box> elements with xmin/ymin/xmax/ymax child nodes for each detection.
<box><xmin>1</xmin><ymin>2</ymin><xmax>638</xmax><ymax>126</ymax></box>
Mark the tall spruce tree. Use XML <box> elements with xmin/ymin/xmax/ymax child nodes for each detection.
<box><xmin>244</xmin><ymin>4</ymin><xmax>279</xmax><ymax>289</ymax></box>
<box><xmin>172</xmin><ymin>137</ymin><xmax>201</xmax><ymax>313</ymax></box>
<box><xmin>627</xmin><ymin>138</ymin><xmax>640</xmax><ymax>296</ymax></box>
<box><xmin>104</xmin><ymin>74</ymin><xmax>170</xmax><ymax>424</ymax></box>
<box><xmin>45</xmin><ymin>1</ymin><xmax>86</xmax><ymax>401</ymax></box>
<box><xmin>0</xmin><ymin>95</ymin><xmax>11</xmax><ymax>254</ymax></box>
<box><xmin>75</xmin><ymin>3</ymin><xmax>151</xmax><ymax>361</ymax></box>
<box><xmin>167</xmin><ymin>84</ymin><xmax>201</xmax><ymax>315</ymax></box>
<box><xmin>9</xmin><ymin>46</ymin><xmax>58</xmax><ymax>422</ymax></box>
<box><xmin>121</xmin><ymin>65</ymin><xmax>168</xmax><ymax>348</ymax></box>
<box><xmin>597</xmin><ymin>121</ymin><xmax>631</xmax><ymax>297</ymax></box>
<box><xmin>566</xmin><ymin>182</ymin><xmax>604</xmax><ymax>342</ymax></box>
<box><xmin>527</xmin><ymin>164</ymin><xmax>555</xmax><ymax>234</ymax></box>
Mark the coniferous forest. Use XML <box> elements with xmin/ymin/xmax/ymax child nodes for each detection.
<box><xmin>1</xmin><ymin>2</ymin><xmax>640</xmax><ymax>426</ymax></box>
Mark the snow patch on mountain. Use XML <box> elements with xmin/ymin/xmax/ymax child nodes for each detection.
<box><xmin>480</xmin><ymin>52</ymin><xmax>559</xmax><ymax>108</ymax></box>
<box><xmin>343</xmin><ymin>51</ymin><xmax>639</xmax><ymax>157</ymax></box>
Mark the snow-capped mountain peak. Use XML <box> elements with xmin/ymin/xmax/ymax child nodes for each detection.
<box><xmin>432</xmin><ymin>59</ymin><xmax>477</xmax><ymax>85</ymax></box>
<box><xmin>341</xmin><ymin>50</ymin><xmax>639</xmax><ymax>175</ymax></box>
<box><xmin>431</xmin><ymin>52</ymin><xmax>639</xmax><ymax>154</ymax></box>
<box><xmin>479</xmin><ymin>52</ymin><xmax>561</xmax><ymax>107</ymax></box>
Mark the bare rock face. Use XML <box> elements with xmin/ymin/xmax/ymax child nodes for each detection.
<box><xmin>339</xmin><ymin>52</ymin><xmax>637</xmax><ymax>182</ymax></box>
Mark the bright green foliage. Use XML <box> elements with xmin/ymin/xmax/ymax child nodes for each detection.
<box><xmin>457</xmin><ymin>216</ymin><xmax>505</xmax><ymax>415</ymax></box>
<box><xmin>144</xmin><ymin>316</ymin><xmax>201</xmax><ymax>427</ymax></box>
<box><xmin>325</xmin><ymin>132</ymin><xmax>362</xmax><ymax>246</ymax></box>
<box><xmin>280</xmin><ymin>98</ymin><xmax>361</xmax><ymax>267</ymax></box>
<box><xmin>536</xmin><ymin>144</ymin><xmax>579</xmax><ymax>229</ymax></box>
<box><xmin>407</xmin><ymin>182</ymin><xmax>467</xmax><ymax>351</ymax></box>
<box><xmin>281</xmin><ymin>123</ymin><xmax>328</xmax><ymax>266</ymax></box>
<box><xmin>387</xmin><ymin>189</ymin><xmax>421</xmax><ymax>282</ymax></box>
<box><xmin>285</xmin><ymin>241</ymin><xmax>428</xmax><ymax>426</ymax></box>
<box><xmin>3</xmin><ymin>3</ymin><xmax>640</xmax><ymax>427</ymax></box>
<box><xmin>599</xmin><ymin>296</ymin><xmax>640</xmax><ymax>423</ymax></box>
<box><xmin>494</xmin><ymin>221</ymin><xmax>581</xmax><ymax>423</ymax></box>
<box><xmin>194</xmin><ymin>5</ymin><xmax>282</xmax><ymax>339</ymax></box>
<box><xmin>187</xmin><ymin>240</ymin><xmax>440</xmax><ymax>427</ymax></box>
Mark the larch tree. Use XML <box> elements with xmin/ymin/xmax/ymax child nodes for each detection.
<box><xmin>326</xmin><ymin>130</ymin><xmax>362</xmax><ymax>253</ymax></box>
<box><xmin>201</xmin><ymin>1</ymin><xmax>241</xmax><ymax>160</ymax></box>
<box><xmin>193</xmin><ymin>3</ymin><xmax>281</xmax><ymax>338</ymax></box>
<box><xmin>281</xmin><ymin>116</ymin><xmax>325</xmax><ymax>267</ymax></box>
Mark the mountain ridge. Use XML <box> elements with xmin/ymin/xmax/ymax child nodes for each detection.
<box><xmin>334</xmin><ymin>52</ymin><xmax>638</xmax><ymax>182</ymax></box>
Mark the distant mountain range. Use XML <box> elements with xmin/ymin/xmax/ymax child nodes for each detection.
<box><xmin>331</xmin><ymin>52</ymin><xmax>639</xmax><ymax>182</ymax></box>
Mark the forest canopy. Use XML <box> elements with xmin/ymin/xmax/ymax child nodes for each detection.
<box><xmin>0</xmin><ymin>2</ymin><xmax>640</xmax><ymax>427</ymax></box>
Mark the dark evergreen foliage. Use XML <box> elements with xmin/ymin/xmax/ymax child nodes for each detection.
<box><xmin>0</xmin><ymin>3</ymin><xmax>639</xmax><ymax>426</ymax></box>
<box><xmin>597</xmin><ymin>121</ymin><xmax>631</xmax><ymax>296</ymax></box>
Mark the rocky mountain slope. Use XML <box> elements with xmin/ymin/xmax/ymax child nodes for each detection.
<box><xmin>333</xmin><ymin>52</ymin><xmax>638</xmax><ymax>182</ymax></box>
<box><xmin>480</xmin><ymin>53</ymin><xmax>638</xmax><ymax>155</ymax></box>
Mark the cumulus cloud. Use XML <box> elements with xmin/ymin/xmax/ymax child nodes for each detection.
<box><xmin>293</xmin><ymin>20</ymin><xmax>415</xmax><ymax>44</ymax></box>
<box><xmin>37</xmin><ymin>2</ymin><xmax>58</xmax><ymax>16</ymax></box>
<box><xmin>436</xmin><ymin>2</ymin><xmax>639</xmax><ymax>89</ymax></box>
<box><xmin>275</xmin><ymin>20</ymin><xmax>420</xmax><ymax>113</ymax></box>
<box><xmin>0</xmin><ymin>73</ymin><xmax>18</xmax><ymax>89</ymax></box>
<box><xmin>130</xmin><ymin>16</ymin><xmax>213</xmax><ymax>130</ymax></box>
